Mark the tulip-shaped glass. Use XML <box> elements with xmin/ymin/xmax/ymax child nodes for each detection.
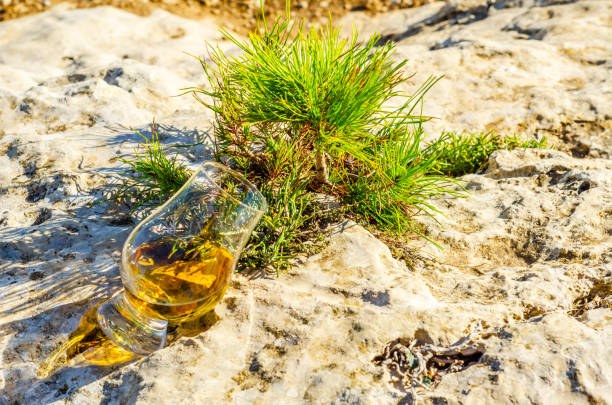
<box><xmin>96</xmin><ymin>162</ymin><xmax>266</xmax><ymax>355</ymax></box>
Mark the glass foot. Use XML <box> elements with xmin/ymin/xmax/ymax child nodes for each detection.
<box><xmin>96</xmin><ymin>291</ymin><xmax>167</xmax><ymax>356</ymax></box>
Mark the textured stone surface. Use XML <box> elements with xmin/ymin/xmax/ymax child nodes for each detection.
<box><xmin>1</xmin><ymin>2</ymin><xmax>611</xmax><ymax>404</ymax></box>
<box><xmin>342</xmin><ymin>0</ymin><xmax>612</xmax><ymax>158</ymax></box>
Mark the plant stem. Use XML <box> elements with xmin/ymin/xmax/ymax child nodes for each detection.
<box><xmin>315</xmin><ymin>149</ymin><xmax>329</xmax><ymax>184</ymax></box>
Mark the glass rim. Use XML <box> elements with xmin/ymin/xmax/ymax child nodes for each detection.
<box><xmin>197</xmin><ymin>161</ymin><xmax>267</xmax><ymax>214</ymax></box>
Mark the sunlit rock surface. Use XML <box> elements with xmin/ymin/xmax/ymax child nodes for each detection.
<box><xmin>1</xmin><ymin>1</ymin><xmax>610</xmax><ymax>404</ymax></box>
<box><xmin>343</xmin><ymin>0</ymin><xmax>612</xmax><ymax>158</ymax></box>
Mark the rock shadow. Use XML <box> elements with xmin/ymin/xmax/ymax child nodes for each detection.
<box><xmin>0</xmin><ymin>217</ymin><xmax>124</xmax><ymax>319</ymax></box>
<box><xmin>101</xmin><ymin>122</ymin><xmax>214</xmax><ymax>160</ymax></box>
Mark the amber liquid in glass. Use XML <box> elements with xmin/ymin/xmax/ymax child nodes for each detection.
<box><xmin>124</xmin><ymin>237</ymin><xmax>234</xmax><ymax>322</ymax></box>
<box><xmin>38</xmin><ymin>237</ymin><xmax>232</xmax><ymax>376</ymax></box>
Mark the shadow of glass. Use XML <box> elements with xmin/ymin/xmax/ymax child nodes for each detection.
<box><xmin>2</xmin><ymin>299</ymin><xmax>220</xmax><ymax>404</ymax></box>
<box><xmin>0</xmin><ymin>122</ymin><xmax>220</xmax><ymax>404</ymax></box>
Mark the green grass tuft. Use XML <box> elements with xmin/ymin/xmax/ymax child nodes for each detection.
<box><xmin>104</xmin><ymin>122</ymin><xmax>192</xmax><ymax>212</ymax></box>
<box><xmin>344</xmin><ymin>122</ymin><xmax>463</xmax><ymax>239</ymax></box>
<box><xmin>428</xmin><ymin>131</ymin><xmax>548</xmax><ymax>177</ymax></box>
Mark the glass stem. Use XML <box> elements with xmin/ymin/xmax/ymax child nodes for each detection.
<box><xmin>96</xmin><ymin>290</ymin><xmax>168</xmax><ymax>356</ymax></box>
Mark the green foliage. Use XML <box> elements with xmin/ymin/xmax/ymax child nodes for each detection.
<box><xmin>105</xmin><ymin>8</ymin><xmax>549</xmax><ymax>273</ymax></box>
<box><xmin>239</xmin><ymin>172</ymin><xmax>314</xmax><ymax>272</ymax></box>
<box><xmin>186</xmin><ymin>10</ymin><xmax>458</xmax><ymax>254</ymax></box>
<box><xmin>105</xmin><ymin>123</ymin><xmax>192</xmax><ymax>212</ymax></box>
<box><xmin>180</xmin><ymin>10</ymin><xmax>468</xmax><ymax>271</ymax></box>
<box><xmin>188</xmin><ymin>15</ymin><xmax>433</xmax><ymax>185</ymax></box>
<box><xmin>428</xmin><ymin>131</ymin><xmax>548</xmax><ymax>177</ymax></box>
<box><xmin>345</xmin><ymin>122</ymin><xmax>463</xmax><ymax>238</ymax></box>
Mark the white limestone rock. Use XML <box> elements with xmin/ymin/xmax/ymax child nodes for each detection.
<box><xmin>0</xmin><ymin>2</ymin><xmax>610</xmax><ymax>405</ymax></box>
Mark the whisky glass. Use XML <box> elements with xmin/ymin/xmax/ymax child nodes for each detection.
<box><xmin>96</xmin><ymin>162</ymin><xmax>266</xmax><ymax>355</ymax></box>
